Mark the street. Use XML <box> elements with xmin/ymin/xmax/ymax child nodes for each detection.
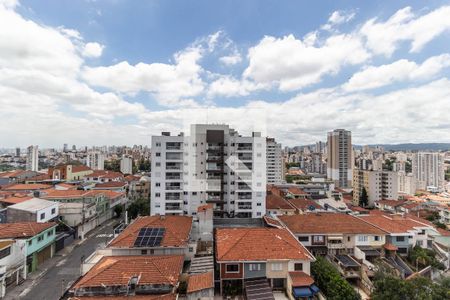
<box><xmin>5</xmin><ymin>220</ymin><xmax>118</xmax><ymax>300</ymax></box>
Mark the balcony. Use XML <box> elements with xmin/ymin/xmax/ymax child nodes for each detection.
<box><xmin>166</xmin><ymin>143</ymin><xmax>181</xmax><ymax>150</ymax></box>
<box><xmin>327</xmin><ymin>241</ymin><xmax>345</xmax><ymax>249</ymax></box>
<box><xmin>166</xmin><ymin>153</ymin><xmax>183</xmax><ymax>160</ymax></box>
<box><xmin>166</xmin><ymin>163</ymin><xmax>182</xmax><ymax>170</ymax></box>
<box><xmin>237</xmin><ymin>144</ymin><xmax>252</xmax><ymax>151</ymax></box>
<box><xmin>165</xmin><ymin>183</ymin><xmax>182</xmax><ymax>190</ymax></box>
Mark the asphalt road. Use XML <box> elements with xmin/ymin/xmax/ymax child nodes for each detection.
<box><xmin>20</xmin><ymin>220</ymin><xmax>118</xmax><ymax>300</ymax></box>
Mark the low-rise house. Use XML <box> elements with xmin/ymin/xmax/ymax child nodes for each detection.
<box><xmin>279</xmin><ymin>213</ymin><xmax>386</xmax><ymax>257</ymax></box>
<box><xmin>358</xmin><ymin>213</ymin><xmax>437</xmax><ymax>254</ymax></box>
<box><xmin>6</xmin><ymin>198</ymin><xmax>58</xmax><ymax>223</ymax></box>
<box><xmin>0</xmin><ymin>170</ymin><xmax>40</xmax><ymax>186</ymax></box>
<box><xmin>0</xmin><ymin>222</ymin><xmax>57</xmax><ymax>273</ymax></box>
<box><xmin>92</xmin><ymin>181</ymin><xmax>127</xmax><ymax>192</ymax></box>
<box><xmin>0</xmin><ymin>239</ymin><xmax>27</xmax><ymax>298</ymax></box>
<box><xmin>126</xmin><ymin>175</ymin><xmax>150</xmax><ymax>201</ymax></box>
<box><xmin>287</xmin><ymin>198</ymin><xmax>323</xmax><ymax>214</ymax></box>
<box><xmin>215</xmin><ymin>227</ymin><xmax>316</xmax><ymax>298</ymax></box>
<box><xmin>48</xmin><ymin>164</ymin><xmax>93</xmax><ymax>181</ymax></box>
<box><xmin>187</xmin><ymin>271</ymin><xmax>214</xmax><ymax>300</ymax></box>
<box><xmin>1</xmin><ymin>183</ymin><xmax>51</xmax><ymax>194</ymax></box>
<box><xmin>81</xmin><ymin>215</ymin><xmax>194</xmax><ymax>274</ymax></box>
<box><xmin>69</xmin><ymin>255</ymin><xmax>183</xmax><ymax>298</ymax></box>
<box><xmin>375</xmin><ymin>199</ymin><xmax>406</xmax><ymax>212</ymax></box>
<box><xmin>84</xmin><ymin>170</ymin><xmax>124</xmax><ymax>183</ymax></box>
<box><xmin>266</xmin><ymin>193</ymin><xmax>295</xmax><ymax>216</ymax></box>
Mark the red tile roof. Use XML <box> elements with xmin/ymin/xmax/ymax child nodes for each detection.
<box><xmin>263</xmin><ymin>216</ymin><xmax>283</xmax><ymax>228</ymax></box>
<box><xmin>384</xmin><ymin>243</ymin><xmax>398</xmax><ymax>251</ymax></box>
<box><xmin>73</xmin><ymin>255</ymin><xmax>183</xmax><ymax>289</ymax></box>
<box><xmin>358</xmin><ymin>214</ymin><xmax>432</xmax><ymax>234</ymax></box>
<box><xmin>377</xmin><ymin>199</ymin><xmax>406</xmax><ymax>208</ymax></box>
<box><xmin>288</xmin><ymin>198</ymin><xmax>322</xmax><ymax>211</ymax></box>
<box><xmin>0</xmin><ymin>196</ymin><xmax>33</xmax><ymax>205</ymax></box>
<box><xmin>0</xmin><ymin>222</ymin><xmax>56</xmax><ymax>238</ymax></box>
<box><xmin>289</xmin><ymin>271</ymin><xmax>315</xmax><ymax>287</ymax></box>
<box><xmin>187</xmin><ymin>271</ymin><xmax>214</xmax><ymax>293</ymax></box>
<box><xmin>69</xmin><ymin>295</ymin><xmax>176</xmax><ymax>300</ymax></box>
<box><xmin>94</xmin><ymin>182</ymin><xmax>127</xmax><ymax>188</ymax></box>
<box><xmin>109</xmin><ymin>215</ymin><xmax>192</xmax><ymax>248</ymax></box>
<box><xmin>71</xmin><ymin>165</ymin><xmax>92</xmax><ymax>173</ymax></box>
<box><xmin>266</xmin><ymin>193</ymin><xmax>295</xmax><ymax>210</ymax></box>
<box><xmin>279</xmin><ymin>213</ymin><xmax>385</xmax><ymax>235</ymax></box>
<box><xmin>3</xmin><ymin>183</ymin><xmax>51</xmax><ymax>191</ymax></box>
<box><xmin>215</xmin><ymin>227</ymin><xmax>313</xmax><ymax>262</ymax></box>
<box><xmin>87</xmin><ymin>170</ymin><xmax>124</xmax><ymax>179</ymax></box>
<box><xmin>197</xmin><ymin>204</ymin><xmax>213</xmax><ymax>212</ymax></box>
<box><xmin>287</xmin><ymin>187</ymin><xmax>307</xmax><ymax>195</ymax></box>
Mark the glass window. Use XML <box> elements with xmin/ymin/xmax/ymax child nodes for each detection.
<box><xmin>40</xmin><ymin>212</ymin><xmax>45</xmax><ymax>220</ymax></box>
<box><xmin>298</xmin><ymin>236</ymin><xmax>309</xmax><ymax>242</ymax></box>
<box><xmin>271</xmin><ymin>263</ymin><xmax>283</xmax><ymax>271</ymax></box>
<box><xmin>226</xmin><ymin>264</ymin><xmax>239</xmax><ymax>273</ymax></box>
<box><xmin>249</xmin><ymin>264</ymin><xmax>261</xmax><ymax>271</ymax></box>
<box><xmin>294</xmin><ymin>263</ymin><xmax>303</xmax><ymax>271</ymax></box>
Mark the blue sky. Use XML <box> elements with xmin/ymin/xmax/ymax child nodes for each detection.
<box><xmin>1</xmin><ymin>0</ymin><xmax>450</xmax><ymax>147</ymax></box>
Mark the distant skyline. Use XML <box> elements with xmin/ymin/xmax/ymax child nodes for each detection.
<box><xmin>1</xmin><ymin>0</ymin><xmax>450</xmax><ymax>147</ymax></box>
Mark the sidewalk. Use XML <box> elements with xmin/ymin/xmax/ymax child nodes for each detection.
<box><xmin>4</xmin><ymin>219</ymin><xmax>118</xmax><ymax>300</ymax></box>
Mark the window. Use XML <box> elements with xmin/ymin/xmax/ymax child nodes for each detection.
<box><xmin>256</xmin><ymin>212</ymin><xmax>261</xmax><ymax>216</ymax></box>
<box><xmin>155</xmin><ymin>193</ymin><xmax>160</xmax><ymax>197</ymax></box>
<box><xmin>298</xmin><ymin>236</ymin><xmax>309</xmax><ymax>242</ymax></box>
<box><xmin>141</xmin><ymin>250</ymin><xmax>148</xmax><ymax>255</ymax></box>
<box><xmin>28</xmin><ymin>240</ymin><xmax>32</xmax><ymax>246</ymax></box>
<box><xmin>358</xmin><ymin>235</ymin><xmax>368</xmax><ymax>242</ymax></box>
<box><xmin>189</xmin><ymin>247</ymin><xmax>194</xmax><ymax>252</ymax></box>
<box><xmin>47</xmin><ymin>230</ymin><xmax>52</xmax><ymax>237</ymax></box>
<box><xmin>0</xmin><ymin>246</ymin><xmax>11</xmax><ymax>259</ymax></box>
<box><xmin>226</xmin><ymin>264</ymin><xmax>239</xmax><ymax>273</ymax></box>
<box><xmin>257</xmin><ymin>203</ymin><xmax>261</xmax><ymax>206</ymax></box>
<box><xmin>156</xmin><ymin>142</ymin><xmax>161</xmax><ymax>147</ymax></box>
<box><xmin>396</xmin><ymin>236</ymin><xmax>405</xmax><ymax>242</ymax></box>
<box><xmin>271</xmin><ymin>263</ymin><xmax>283</xmax><ymax>271</ymax></box>
<box><xmin>40</xmin><ymin>212</ymin><xmax>45</xmax><ymax>220</ymax></box>
<box><xmin>374</xmin><ymin>236</ymin><xmax>380</xmax><ymax>241</ymax></box>
<box><xmin>38</xmin><ymin>235</ymin><xmax>43</xmax><ymax>242</ymax></box>
<box><xmin>294</xmin><ymin>263</ymin><xmax>303</xmax><ymax>271</ymax></box>
<box><xmin>51</xmin><ymin>208</ymin><xmax>56</xmax><ymax>214</ymax></box>
<box><xmin>312</xmin><ymin>235</ymin><xmax>324</xmax><ymax>244</ymax></box>
<box><xmin>249</xmin><ymin>264</ymin><xmax>261</xmax><ymax>271</ymax></box>
<box><xmin>155</xmin><ymin>162</ymin><xmax>161</xmax><ymax>167</ymax></box>
<box><xmin>156</xmin><ymin>152</ymin><xmax>161</xmax><ymax>157</ymax></box>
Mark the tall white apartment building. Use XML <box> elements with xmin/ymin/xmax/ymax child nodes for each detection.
<box><xmin>86</xmin><ymin>151</ymin><xmax>105</xmax><ymax>170</ymax></box>
<box><xmin>266</xmin><ymin>138</ymin><xmax>282</xmax><ymax>184</ymax></box>
<box><xmin>353</xmin><ymin>169</ymin><xmax>399</xmax><ymax>206</ymax></box>
<box><xmin>398</xmin><ymin>171</ymin><xmax>416</xmax><ymax>195</ymax></box>
<box><xmin>120</xmin><ymin>155</ymin><xmax>133</xmax><ymax>174</ymax></box>
<box><xmin>413</xmin><ymin>152</ymin><xmax>445</xmax><ymax>192</ymax></box>
<box><xmin>151</xmin><ymin>124</ymin><xmax>266</xmax><ymax>218</ymax></box>
<box><xmin>26</xmin><ymin>145</ymin><xmax>39</xmax><ymax>171</ymax></box>
<box><xmin>327</xmin><ymin>129</ymin><xmax>352</xmax><ymax>188</ymax></box>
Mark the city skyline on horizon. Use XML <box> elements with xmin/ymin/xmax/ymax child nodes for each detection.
<box><xmin>1</xmin><ymin>0</ymin><xmax>450</xmax><ymax>147</ymax></box>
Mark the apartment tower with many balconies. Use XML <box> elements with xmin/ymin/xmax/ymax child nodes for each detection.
<box><xmin>151</xmin><ymin>124</ymin><xmax>266</xmax><ymax>218</ymax></box>
<box><xmin>326</xmin><ymin>129</ymin><xmax>352</xmax><ymax>188</ymax></box>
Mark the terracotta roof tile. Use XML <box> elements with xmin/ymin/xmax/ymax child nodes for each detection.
<box><xmin>287</xmin><ymin>187</ymin><xmax>307</xmax><ymax>195</ymax></box>
<box><xmin>109</xmin><ymin>215</ymin><xmax>192</xmax><ymax>248</ymax></box>
<box><xmin>73</xmin><ymin>255</ymin><xmax>183</xmax><ymax>290</ymax></box>
<box><xmin>279</xmin><ymin>213</ymin><xmax>385</xmax><ymax>235</ymax></box>
<box><xmin>3</xmin><ymin>183</ymin><xmax>51</xmax><ymax>191</ymax></box>
<box><xmin>216</xmin><ymin>227</ymin><xmax>313</xmax><ymax>261</ymax></box>
<box><xmin>187</xmin><ymin>271</ymin><xmax>214</xmax><ymax>293</ymax></box>
<box><xmin>0</xmin><ymin>196</ymin><xmax>33</xmax><ymax>205</ymax></box>
<box><xmin>289</xmin><ymin>271</ymin><xmax>315</xmax><ymax>287</ymax></box>
<box><xmin>94</xmin><ymin>182</ymin><xmax>127</xmax><ymax>188</ymax></box>
<box><xmin>266</xmin><ymin>194</ymin><xmax>295</xmax><ymax>210</ymax></box>
<box><xmin>0</xmin><ymin>222</ymin><xmax>56</xmax><ymax>238</ymax></box>
<box><xmin>263</xmin><ymin>216</ymin><xmax>283</xmax><ymax>228</ymax></box>
<box><xmin>358</xmin><ymin>214</ymin><xmax>432</xmax><ymax>234</ymax></box>
<box><xmin>69</xmin><ymin>295</ymin><xmax>176</xmax><ymax>300</ymax></box>
<box><xmin>287</xmin><ymin>198</ymin><xmax>322</xmax><ymax>211</ymax></box>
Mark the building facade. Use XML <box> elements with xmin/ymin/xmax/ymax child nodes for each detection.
<box><xmin>86</xmin><ymin>151</ymin><xmax>105</xmax><ymax>171</ymax></box>
<box><xmin>412</xmin><ymin>152</ymin><xmax>445</xmax><ymax>192</ymax></box>
<box><xmin>353</xmin><ymin>170</ymin><xmax>399</xmax><ymax>207</ymax></box>
<box><xmin>151</xmin><ymin>124</ymin><xmax>266</xmax><ymax>218</ymax></box>
<box><xmin>120</xmin><ymin>155</ymin><xmax>133</xmax><ymax>174</ymax></box>
<box><xmin>266</xmin><ymin>137</ymin><xmax>283</xmax><ymax>184</ymax></box>
<box><xmin>26</xmin><ymin>145</ymin><xmax>38</xmax><ymax>172</ymax></box>
<box><xmin>326</xmin><ymin>129</ymin><xmax>352</xmax><ymax>188</ymax></box>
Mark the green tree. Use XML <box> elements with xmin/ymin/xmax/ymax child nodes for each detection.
<box><xmin>311</xmin><ymin>256</ymin><xmax>360</xmax><ymax>300</ymax></box>
<box><xmin>359</xmin><ymin>187</ymin><xmax>369</xmax><ymax>208</ymax></box>
<box><xmin>126</xmin><ymin>197</ymin><xmax>150</xmax><ymax>219</ymax></box>
<box><xmin>104</xmin><ymin>159</ymin><xmax>120</xmax><ymax>172</ymax></box>
<box><xmin>113</xmin><ymin>205</ymin><xmax>123</xmax><ymax>218</ymax></box>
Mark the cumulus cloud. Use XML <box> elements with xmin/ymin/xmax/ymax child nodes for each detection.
<box><xmin>82</xmin><ymin>47</ymin><xmax>205</xmax><ymax>107</ymax></box>
<box><xmin>82</xmin><ymin>42</ymin><xmax>104</xmax><ymax>58</ymax></box>
<box><xmin>219</xmin><ymin>52</ymin><xmax>242</xmax><ymax>65</ymax></box>
<box><xmin>343</xmin><ymin>54</ymin><xmax>450</xmax><ymax>91</ymax></box>
<box><xmin>322</xmin><ymin>10</ymin><xmax>355</xmax><ymax>30</ymax></box>
<box><xmin>360</xmin><ymin>6</ymin><xmax>450</xmax><ymax>56</ymax></box>
<box><xmin>207</xmin><ymin>76</ymin><xmax>267</xmax><ymax>98</ymax></box>
<box><xmin>243</xmin><ymin>34</ymin><xmax>369</xmax><ymax>91</ymax></box>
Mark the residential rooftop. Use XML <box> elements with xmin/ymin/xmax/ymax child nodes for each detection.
<box><xmin>8</xmin><ymin>197</ymin><xmax>57</xmax><ymax>212</ymax></box>
<box><xmin>0</xmin><ymin>222</ymin><xmax>56</xmax><ymax>239</ymax></box>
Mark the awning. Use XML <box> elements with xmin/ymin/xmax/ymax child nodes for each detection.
<box><xmin>328</xmin><ymin>236</ymin><xmax>343</xmax><ymax>240</ymax></box>
<box><xmin>292</xmin><ymin>285</ymin><xmax>320</xmax><ymax>298</ymax></box>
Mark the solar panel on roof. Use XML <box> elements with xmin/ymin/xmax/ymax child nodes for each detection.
<box><xmin>133</xmin><ymin>227</ymin><xmax>165</xmax><ymax>247</ymax></box>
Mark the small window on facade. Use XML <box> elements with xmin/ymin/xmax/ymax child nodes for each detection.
<box><xmin>40</xmin><ymin>213</ymin><xmax>45</xmax><ymax>220</ymax></box>
<box><xmin>226</xmin><ymin>264</ymin><xmax>239</xmax><ymax>273</ymax></box>
<box><xmin>141</xmin><ymin>250</ymin><xmax>148</xmax><ymax>255</ymax></box>
<box><xmin>155</xmin><ymin>193</ymin><xmax>160</xmax><ymax>197</ymax></box>
<box><xmin>298</xmin><ymin>236</ymin><xmax>309</xmax><ymax>242</ymax></box>
<box><xmin>156</xmin><ymin>152</ymin><xmax>161</xmax><ymax>157</ymax></box>
<box><xmin>51</xmin><ymin>208</ymin><xmax>56</xmax><ymax>214</ymax></box>
<box><xmin>294</xmin><ymin>263</ymin><xmax>303</xmax><ymax>271</ymax></box>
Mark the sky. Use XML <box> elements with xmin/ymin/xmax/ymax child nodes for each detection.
<box><xmin>1</xmin><ymin>0</ymin><xmax>450</xmax><ymax>148</ymax></box>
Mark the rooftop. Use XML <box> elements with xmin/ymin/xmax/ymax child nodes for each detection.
<box><xmin>0</xmin><ymin>195</ymin><xmax>33</xmax><ymax>205</ymax></box>
<box><xmin>187</xmin><ymin>271</ymin><xmax>214</xmax><ymax>293</ymax></box>
<box><xmin>358</xmin><ymin>214</ymin><xmax>433</xmax><ymax>234</ymax></box>
<box><xmin>289</xmin><ymin>271</ymin><xmax>315</xmax><ymax>287</ymax></box>
<box><xmin>215</xmin><ymin>227</ymin><xmax>313</xmax><ymax>261</ymax></box>
<box><xmin>108</xmin><ymin>215</ymin><xmax>192</xmax><ymax>248</ymax></box>
<box><xmin>69</xmin><ymin>295</ymin><xmax>176</xmax><ymax>300</ymax></box>
<box><xmin>8</xmin><ymin>198</ymin><xmax>57</xmax><ymax>212</ymax></box>
<box><xmin>279</xmin><ymin>213</ymin><xmax>385</xmax><ymax>235</ymax></box>
<box><xmin>73</xmin><ymin>255</ymin><xmax>183</xmax><ymax>289</ymax></box>
<box><xmin>266</xmin><ymin>193</ymin><xmax>295</xmax><ymax>210</ymax></box>
<box><xmin>0</xmin><ymin>222</ymin><xmax>56</xmax><ymax>239</ymax></box>
<box><xmin>2</xmin><ymin>183</ymin><xmax>51</xmax><ymax>191</ymax></box>
<box><xmin>288</xmin><ymin>198</ymin><xmax>322</xmax><ymax>211</ymax></box>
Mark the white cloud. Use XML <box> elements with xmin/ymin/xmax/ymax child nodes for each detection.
<box><xmin>343</xmin><ymin>54</ymin><xmax>450</xmax><ymax>91</ymax></box>
<box><xmin>219</xmin><ymin>52</ymin><xmax>242</xmax><ymax>65</ymax></box>
<box><xmin>243</xmin><ymin>34</ymin><xmax>369</xmax><ymax>91</ymax></box>
<box><xmin>360</xmin><ymin>6</ymin><xmax>450</xmax><ymax>56</ymax></box>
<box><xmin>322</xmin><ymin>10</ymin><xmax>355</xmax><ymax>31</ymax></box>
<box><xmin>82</xmin><ymin>42</ymin><xmax>104</xmax><ymax>58</ymax></box>
<box><xmin>0</xmin><ymin>0</ymin><xmax>18</xmax><ymax>9</ymax></box>
<box><xmin>82</xmin><ymin>47</ymin><xmax>205</xmax><ymax>107</ymax></box>
<box><xmin>207</xmin><ymin>76</ymin><xmax>266</xmax><ymax>98</ymax></box>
